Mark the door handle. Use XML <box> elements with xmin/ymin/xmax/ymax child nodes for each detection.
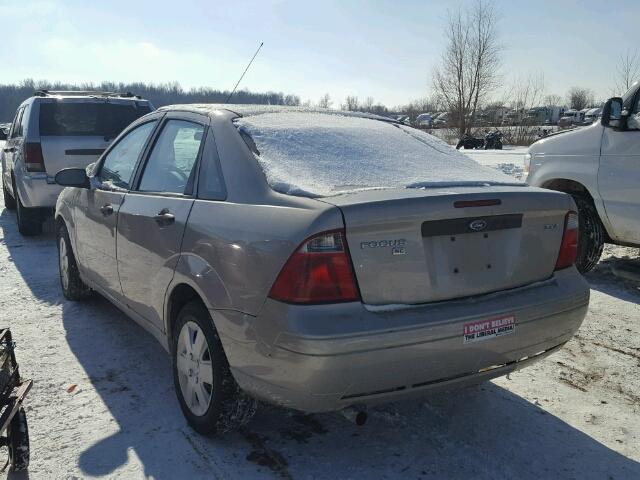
<box><xmin>3</xmin><ymin>147</ymin><xmax>15</xmax><ymax>153</ymax></box>
<box><xmin>154</xmin><ymin>209</ymin><xmax>175</xmax><ymax>226</ymax></box>
<box><xmin>100</xmin><ymin>204</ymin><xmax>114</xmax><ymax>216</ymax></box>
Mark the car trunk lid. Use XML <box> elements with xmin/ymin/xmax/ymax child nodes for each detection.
<box><xmin>322</xmin><ymin>186</ymin><xmax>574</xmax><ymax>305</ymax></box>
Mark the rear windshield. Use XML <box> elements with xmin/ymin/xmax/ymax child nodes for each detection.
<box><xmin>39</xmin><ymin>102</ymin><xmax>151</xmax><ymax>137</ymax></box>
<box><xmin>235</xmin><ymin>112</ymin><xmax>519</xmax><ymax>198</ymax></box>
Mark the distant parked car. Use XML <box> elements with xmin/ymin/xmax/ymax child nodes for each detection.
<box><xmin>415</xmin><ymin>113</ymin><xmax>434</xmax><ymax>128</ymax></box>
<box><xmin>557</xmin><ymin>109</ymin><xmax>583</xmax><ymax>128</ymax></box>
<box><xmin>54</xmin><ymin>105</ymin><xmax>588</xmax><ymax>435</ymax></box>
<box><xmin>583</xmin><ymin>107</ymin><xmax>602</xmax><ymax>124</ymax></box>
<box><xmin>1</xmin><ymin>90</ymin><xmax>153</xmax><ymax>235</ymax></box>
<box><xmin>432</xmin><ymin>112</ymin><xmax>448</xmax><ymax>127</ymax></box>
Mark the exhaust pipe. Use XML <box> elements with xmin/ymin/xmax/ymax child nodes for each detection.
<box><xmin>340</xmin><ymin>406</ymin><xmax>367</xmax><ymax>426</ymax></box>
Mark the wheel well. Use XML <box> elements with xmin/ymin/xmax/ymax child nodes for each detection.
<box><xmin>166</xmin><ymin>284</ymin><xmax>206</xmax><ymax>344</ymax></box>
<box><xmin>541</xmin><ymin>179</ymin><xmax>593</xmax><ymax>201</ymax></box>
<box><xmin>541</xmin><ymin>178</ymin><xmax>612</xmax><ymax>243</ymax></box>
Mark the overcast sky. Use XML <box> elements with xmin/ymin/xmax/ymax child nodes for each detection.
<box><xmin>1</xmin><ymin>0</ymin><xmax>638</xmax><ymax>107</ymax></box>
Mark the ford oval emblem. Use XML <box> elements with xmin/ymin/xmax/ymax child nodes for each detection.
<box><xmin>469</xmin><ymin>219</ymin><xmax>488</xmax><ymax>231</ymax></box>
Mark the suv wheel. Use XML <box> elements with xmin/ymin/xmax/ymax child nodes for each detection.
<box><xmin>2</xmin><ymin>179</ymin><xmax>16</xmax><ymax>211</ymax></box>
<box><xmin>14</xmin><ymin>181</ymin><xmax>43</xmax><ymax>236</ymax></box>
<box><xmin>573</xmin><ymin>195</ymin><xmax>605</xmax><ymax>273</ymax></box>
<box><xmin>57</xmin><ymin>223</ymin><xmax>90</xmax><ymax>300</ymax></box>
<box><xmin>172</xmin><ymin>301</ymin><xmax>257</xmax><ymax>435</ymax></box>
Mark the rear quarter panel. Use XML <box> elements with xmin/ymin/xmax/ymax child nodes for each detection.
<box><xmin>175</xmin><ymin>200</ymin><xmax>343</xmax><ymax>318</ymax></box>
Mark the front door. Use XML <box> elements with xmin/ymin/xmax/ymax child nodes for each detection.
<box><xmin>117</xmin><ymin>115</ymin><xmax>207</xmax><ymax>330</ymax></box>
<box><xmin>75</xmin><ymin>120</ymin><xmax>159</xmax><ymax>296</ymax></box>
<box><xmin>599</xmin><ymin>93</ymin><xmax>640</xmax><ymax>244</ymax></box>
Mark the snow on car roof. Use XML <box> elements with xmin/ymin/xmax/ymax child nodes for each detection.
<box><xmin>234</xmin><ymin>111</ymin><xmax>521</xmax><ymax>198</ymax></box>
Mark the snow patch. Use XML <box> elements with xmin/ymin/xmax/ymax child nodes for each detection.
<box><xmin>235</xmin><ymin>112</ymin><xmax>522</xmax><ymax>198</ymax></box>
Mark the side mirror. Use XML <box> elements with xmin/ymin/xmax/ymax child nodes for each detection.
<box><xmin>601</xmin><ymin>97</ymin><xmax>623</xmax><ymax>128</ymax></box>
<box><xmin>0</xmin><ymin>130</ymin><xmax>7</xmax><ymax>141</ymax></box>
<box><xmin>55</xmin><ymin>168</ymin><xmax>90</xmax><ymax>189</ymax></box>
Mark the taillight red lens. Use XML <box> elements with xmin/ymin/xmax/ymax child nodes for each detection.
<box><xmin>269</xmin><ymin>230</ymin><xmax>361</xmax><ymax>304</ymax></box>
<box><xmin>24</xmin><ymin>143</ymin><xmax>45</xmax><ymax>172</ymax></box>
<box><xmin>555</xmin><ymin>211</ymin><xmax>579</xmax><ymax>270</ymax></box>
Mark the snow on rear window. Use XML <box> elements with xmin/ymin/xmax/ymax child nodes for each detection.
<box><xmin>235</xmin><ymin>112</ymin><xmax>521</xmax><ymax>197</ymax></box>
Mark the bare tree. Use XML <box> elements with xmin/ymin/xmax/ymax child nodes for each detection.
<box><xmin>544</xmin><ymin>94</ymin><xmax>562</xmax><ymax>108</ymax></box>
<box><xmin>567</xmin><ymin>87</ymin><xmax>594</xmax><ymax>110</ymax></box>
<box><xmin>500</xmin><ymin>73</ymin><xmax>547</xmax><ymax>144</ymax></box>
<box><xmin>615</xmin><ymin>49</ymin><xmax>640</xmax><ymax>94</ymax></box>
<box><xmin>318</xmin><ymin>93</ymin><xmax>332</xmax><ymax>109</ymax></box>
<box><xmin>362</xmin><ymin>96</ymin><xmax>375</xmax><ymax>112</ymax></box>
<box><xmin>341</xmin><ymin>95</ymin><xmax>360</xmax><ymax>111</ymax></box>
<box><xmin>432</xmin><ymin>0</ymin><xmax>502</xmax><ymax>137</ymax></box>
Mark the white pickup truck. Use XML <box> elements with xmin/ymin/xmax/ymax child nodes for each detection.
<box><xmin>526</xmin><ymin>80</ymin><xmax>640</xmax><ymax>273</ymax></box>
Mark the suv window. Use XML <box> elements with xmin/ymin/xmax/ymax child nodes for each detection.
<box><xmin>98</xmin><ymin>121</ymin><xmax>157</xmax><ymax>190</ymax></box>
<box><xmin>19</xmin><ymin>106</ymin><xmax>29</xmax><ymax>136</ymax></box>
<box><xmin>10</xmin><ymin>108</ymin><xmax>24</xmax><ymax>139</ymax></box>
<box><xmin>39</xmin><ymin>102</ymin><xmax>152</xmax><ymax>137</ymax></box>
<box><xmin>138</xmin><ymin>119</ymin><xmax>204</xmax><ymax>194</ymax></box>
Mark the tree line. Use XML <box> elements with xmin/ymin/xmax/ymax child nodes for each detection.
<box><xmin>0</xmin><ymin>79</ymin><xmax>301</xmax><ymax>122</ymax></box>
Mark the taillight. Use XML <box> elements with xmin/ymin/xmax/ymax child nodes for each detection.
<box><xmin>24</xmin><ymin>143</ymin><xmax>45</xmax><ymax>172</ymax></box>
<box><xmin>269</xmin><ymin>229</ymin><xmax>361</xmax><ymax>304</ymax></box>
<box><xmin>555</xmin><ymin>211</ymin><xmax>579</xmax><ymax>270</ymax></box>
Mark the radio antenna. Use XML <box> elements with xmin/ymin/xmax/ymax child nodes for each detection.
<box><xmin>225</xmin><ymin>42</ymin><xmax>264</xmax><ymax>104</ymax></box>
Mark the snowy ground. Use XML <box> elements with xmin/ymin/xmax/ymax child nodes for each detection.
<box><xmin>0</xmin><ymin>194</ymin><xmax>639</xmax><ymax>479</ymax></box>
<box><xmin>462</xmin><ymin>146</ymin><xmax>528</xmax><ymax>180</ymax></box>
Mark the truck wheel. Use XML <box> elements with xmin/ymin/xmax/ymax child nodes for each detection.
<box><xmin>14</xmin><ymin>181</ymin><xmax>42</xmax><ymax>236</ymax></box>
<box><xmin>57</xmin><ymin>223</ymin><xmax>91</xmax><ymax>300</ymax></box>
<box><xmin>172</xmin><ymin>301</ymin><xmax>257</xmax><ymax>435</ymax></box>
<box><xmin>573</xmin><ymin>195</ymin><xmax>604</xmax><ymax>273</ymax></box>
<box><xmin>7</xmin><ymin>406</ymin><xmax>29</xmax><ymax>471</ymax></box>
<box><xmin>2</xmin><ymin>179</ymin><xmax>16</xmax><ymax>211</ymax></box>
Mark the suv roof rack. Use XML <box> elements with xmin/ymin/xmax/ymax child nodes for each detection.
<box><xmin>33</xmin><ymin>90</ymin><xmax>142</xmax><ymax>99</ymax></box>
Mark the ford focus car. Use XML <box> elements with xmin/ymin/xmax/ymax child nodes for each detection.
<box><xmin>53</xmin><ymin>105</ymin><xmax>590</xmax><ymax>434</ymax></box>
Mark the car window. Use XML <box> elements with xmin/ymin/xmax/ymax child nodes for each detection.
<box><xmin>10</xmin><ymin>108</ymin><xmax>24</xmax><ymax>139</ymax></box>
<box><xmin>98</xmin><ymin>121</ymin><xmax>157</xmax><ymax>190</ymax></box>
<box><xmin>197</xmin><ymin>131</ymin><xmax>226</xmax><ymax>201</ymax></box>
<box><xmin>39</xmin><ymin>102</ymin><xmax>152</xmax><ymax>137</ymax></box>
<box><xmin>19</xmin><ymin>106</ymin><xmax>29</xmax><ymax>136</ymax></box>
<box><xmin>138</xmin><ymin>119</ymin><xmax>204</xmax><ymax>194</ymax></box>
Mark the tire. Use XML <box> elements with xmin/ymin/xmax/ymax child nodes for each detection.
<box><xmin>57</xmin><ymin>222</ymin><xmax>90</xmax><ymax>300</ymax></box>
<box><xmin>2</xmin><ymin>179</ymin><xmax>16</xmax><ymax>211</ymax></box>
<box><xmin>14</xmin><ymin>181</ymin><xmax>42</xmax><ymax>236</ymax></box>
<box><xmin>172</xmin><ymin>301</ymin><xmax>256</xmax><ymax>435</ymax></box>
<box><xmin>7</xmin><ymin>407</ymin><xmax>29</xmax><ymax>471</ymax></box>
<box><xmin>455</xmin><ymin>140</ymin><xmax>463</xmax><ymax>150</ymax></box>
<box><xmin>573</xmin><ymin>195</ymin><xmax>605</xmax><ymax>273</ymax></box>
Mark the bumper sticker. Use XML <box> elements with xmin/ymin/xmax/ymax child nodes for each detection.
<box><xmin>463</xmin><ymin>315</ymin><xmax>515</xmax><ymax>344</ymax></box>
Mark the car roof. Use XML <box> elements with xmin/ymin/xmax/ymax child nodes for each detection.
<box><xmin>156</xmin><ymin>103</ymin><xmax>398</xmax><ymax>123</ymax></box>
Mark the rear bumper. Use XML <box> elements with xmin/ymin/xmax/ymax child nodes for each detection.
<box><xmin>15</xmin><ymin>171</ymin><xmax>62</xmax><ymax>209</ymax></box>
<box><xmin>215</xmin><ymin>268</ymin><xmax>589</xmax><ymax>413</ymax></box>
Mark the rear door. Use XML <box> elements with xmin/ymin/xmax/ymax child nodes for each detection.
<box><xmin>116</xmin><ymin>113</ymin><xmax>207</xmax><ymax>330</ymax></box>
<box><xmin>38</xmin><ymin>99</ymin><xmax>152</xmax><ymax>175</ymax></box>
<box><xmin>598</xmin><ymin>92</ymin><xmax>640</xmax><ymax>244</ymax></box>
<box><xmin>74</xmin><ymin>119</ymin><xmax>160</xmax><ymax>296</ymax></box>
